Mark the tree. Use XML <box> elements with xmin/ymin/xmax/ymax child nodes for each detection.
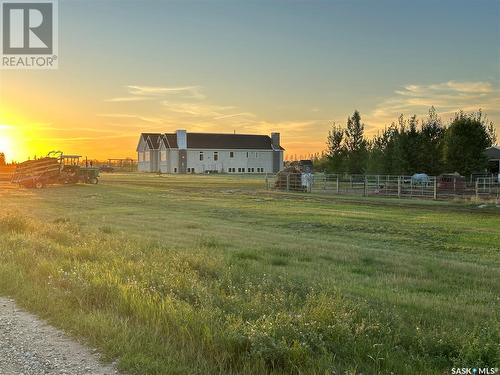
<box><xmin>366</xmin><ymin>133</ymin><xmax>384</xmax><ymax>174</ymax></box>
<box><xmin>326</xmin><ymin>122</ymin><xmax>345</xmax><ymax>172</ymax></box>
<box><xmin>419</xmin><ymin>107</ymin><xmax>445</xmax><ymax>175</ymax></box>
<box><xmin>0</xmin><ymin>152</ymin><xmax>5</xmax><ymax>166</ymax></box>
<box><xmin>443</xmin><ymin>111</ymin><xmax>495</xmax><ymax>176</ymax></box>
<box><xmin>344</xmin><ymin>110</ymin><xmax>367</xmax><ymax>174</ymax></box>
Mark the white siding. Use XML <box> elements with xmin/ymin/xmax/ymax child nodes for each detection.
<box><xmin>185</xmin><ymin>149</ymin><xmax>274</xmax><ymax>173</ymax></box>
<box><xmin>137</xmin><ymin>137</ymin><xmax>151</xmax><ymax>172</ymax></box>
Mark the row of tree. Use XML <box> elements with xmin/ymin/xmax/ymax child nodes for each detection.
<box><xmin>315</xmin><ymin>108</ymin><xmax>496</xmax><ymax>176</ymax></box>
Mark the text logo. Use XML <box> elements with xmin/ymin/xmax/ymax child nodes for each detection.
<box><xmin>1</xmin><ymin>0</ymin><xmax>58</xmax><ymax>69</ymax></box>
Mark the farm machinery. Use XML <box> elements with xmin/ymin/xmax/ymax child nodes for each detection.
<box><xmin>11</xmin><ymin>151</ymin><xmax>100</xmax><ymax>188</ymax></box>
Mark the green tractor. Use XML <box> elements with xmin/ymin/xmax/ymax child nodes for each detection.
<box><xmin>12</xmin><ymin>151</ymin><xmax>100</xmax><ymax>188</ymax></box>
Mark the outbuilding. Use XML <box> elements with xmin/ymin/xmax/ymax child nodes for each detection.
<box><xmin>485</xmin><ymin>146</ymin><xmax>500</xmax><ymax>179</ymax></box>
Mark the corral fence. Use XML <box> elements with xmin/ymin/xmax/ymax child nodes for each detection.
<box><xmin>265</xmin><ymin>173</ymin><xmax>500</xmax><ymax>200</ymax></box>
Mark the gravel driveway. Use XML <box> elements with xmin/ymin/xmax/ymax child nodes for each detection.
<box><xmin>0</xmin><ymin>297</ymin><xmax>120</xmax><ymax>375</ymax></box>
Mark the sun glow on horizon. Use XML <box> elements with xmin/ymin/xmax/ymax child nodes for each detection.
<box><xmin>0</xmin><ymin>122</ymin><xmax>30</xmax><ymax>163</ymax></box>
<box><xmin>0</xmin><ymin>128</ymin><xmax>13</xmax><ymax>162</ymax></box>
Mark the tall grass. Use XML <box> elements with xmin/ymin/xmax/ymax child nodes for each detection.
<box><xmin>0</xmin><ymin>174</ymin><xmax>498</xmax><ymax>374</ymax></box>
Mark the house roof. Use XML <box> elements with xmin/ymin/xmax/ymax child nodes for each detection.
<box><xmin>160</xmin><ymin>132</ymin><xmax>285</xmax><ymax>150</ymax></box>
<box><xmin>140</xmin><ymin>133</ymin><xmax>162</xmax><ymax>149</ymax></box>
<box><xmin>485</xmin><ymin>146</ymin><xmax>500</xmax><ymax>160</ymax></box>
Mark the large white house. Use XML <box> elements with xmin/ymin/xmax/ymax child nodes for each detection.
<box><xmin>136</xmin><ymin>130</ymin><xmax>284</xmax><ymax>173</ymax></box>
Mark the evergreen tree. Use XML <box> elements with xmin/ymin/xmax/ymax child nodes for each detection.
<box><xmin>344</xmin><ymin>110</ymin><xmax>367</xmax><ymax>174</ymax></box>
<box><xmin>326</xmin><ymin>122</ymin><xmax>345</xmax><ymax>172</ymax></box>
<box><xmin>0</xmin><ymin>152</ymin><xmax>5</xmax><ymax>166</ymax></box>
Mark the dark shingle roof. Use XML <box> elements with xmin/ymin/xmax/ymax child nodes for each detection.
<box><xmin>137</xmin><ymin>133</ymin><xmax>162</xmax><ymax>150</ymax></box>
<box><xmin>140</xmin><ymin>133</ymin><xmax>162</xmax><ymax>149</ymax></box>
<box><xmin>161</xmin><ymin>132</ymin><xmax>284</xmax><ymax>150</ymax></box>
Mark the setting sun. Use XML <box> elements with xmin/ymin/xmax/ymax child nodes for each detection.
<box><xmin>0</xmin><ymin>127</ymin><xmax>13</xmax><ymax>161</ymax></box>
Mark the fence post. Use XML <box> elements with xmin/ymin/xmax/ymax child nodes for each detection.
<box><xmin>286</xmin><ymin>174</ymin><xmax>290</xmax><ymax>192</ymax></box>
<box><xmin>265</xmin><ymin>174</ymin><xmax>269</xmax><ymax>190</ymax></box>
<box><xmin>475</xmin><ymin>179</ymin><xmax>479</xmax><ymax>199</ymax></box>
<box><xmin>364</xmin><ymin>176</ymin><xmax>367</xmax><ymax>197</ymax></box>
<box><xmin>397</xmin><ymin>176</ymin><xmax>401</xmax><ymax>198</ymax></box>
<box><xmin>336</xmin><ymin>175</ymin><xmax>339</xmax><ymax>194</ymax></box>
<box><xmin>433</xmin><ymin>178</ymin><xmax>437</xmax><ymax>200</ymax></box>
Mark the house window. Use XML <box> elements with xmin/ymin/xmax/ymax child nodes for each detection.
<box><xmin>174</xmin><ymin>167</ymin><xmax>177</xmax><ymax>173</ymax></box>
<box><xmin>145</xmin><ymin>152</ymin><xmax>150</xmax><ymax>162</ymax></box>
<box><xmin>160</xmin><ymin>151</ymin><xmax>167</xmax><ymax>161</ymax></box>
<box><xmin>199</xmin><ymin>152</ymin><xmax>204</xmax><ymax>161</ymax></box>
<box><xmin>242</xmin><ymin>168</ymin><xmax>246</xmax><ymax>172</ymax></box>
<box><xmin>138</xmin><ymin>152</ymin><xmax>143</xmax><ymax>162</ymax></box>
<box><xmin>230</xmin><ymin>151</ymin><xmax>234</xmax><ymax>158</ymax></box>
<box><xmin>255</xmin><ymin>152</ymin><xmax>258</xmax><ymax>158</ymax></box>
<box><xmin>214</xmin><ymin>151</ymin><xmax>218</xmax><ymax>161</ymax></box>
<box><xmin>246</xmin><ymin>152</ymin><xmax>249</xmax><ymax>158</ymax></box>
<box><xmin>238</xmin><ymin>168</ymin><xmax>241</xmax><ymax>172</ymax></box>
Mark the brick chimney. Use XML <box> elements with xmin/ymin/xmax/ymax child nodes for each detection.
<box><xmin>271</xmin><ymin>132</ymin><xmax>280</xmax><ymax>149</ymax></box>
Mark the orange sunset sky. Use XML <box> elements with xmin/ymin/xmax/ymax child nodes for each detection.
<box><xmin>0</xmin><ymin>1</ymin><xmax>499</xmax><ymax>163</ymax></box>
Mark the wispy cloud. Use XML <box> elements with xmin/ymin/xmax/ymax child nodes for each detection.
<box><xmin>97</xmin><ymin>113</ymin><xmax>163</xmax><ymax>124</ymax></box>
<box><xmin>100</xmin><ymin>83</ymin><xmax>326</xmax><ymax>155</ymax></box>
<box><xmin>104</xmin><ymin>85</ymin><xmax>206</xmax><ymax>103</ymax></box>
<box><xmin>366</xmin><ymin>80</ymin><xmax>500</xmax><ymax>131</ymax></box>
<box><xmin>104</xmin><ymin>97</ymin><xmax>154</xmax><ymax>103</ymax></box>
<box><xmin>126</xmin><ymin>85</ymin><xmax>205</xmax><ymax>100</ymax></box>
<box><xmin>213</xmin><ymin>112</ymin><xmax>256</xmax><ymax>120</ymax></box>
<box><xmin>161</xmin><ymin>101</ymin><xmax>233</xmax><ymax>117</ymax></box>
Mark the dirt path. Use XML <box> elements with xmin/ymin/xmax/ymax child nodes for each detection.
<box><xmin>0</xmin><ymin>297</ymin><xmax>120</xmax><ymax>375</ymax></box>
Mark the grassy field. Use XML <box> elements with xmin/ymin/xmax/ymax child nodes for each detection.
<box><xmin>0</xmin><ymin>173</ymin><xmax>498</xmax><ymax>374</ymax></box>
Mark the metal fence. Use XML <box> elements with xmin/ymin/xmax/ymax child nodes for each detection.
<box><xmin>266</xmin><ymin>173</ymin><xmax>500</xmax><ymax>200</ymax></box>
<box><xmin>475</xmin><ymin>177</ymin><xmax>500</xmax><ymax>199</ymax></box>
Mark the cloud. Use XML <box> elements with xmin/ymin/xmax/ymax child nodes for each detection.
<box><xmin>104</xmin><ymin>85</ymin><xmax>206</xmax><ymax>103</ymax></box>
<box><xmin>96</xmin><ymin>113</ymin><xmax>163</xmax><ymax>124</ymax></box>
<box><xmin>366</xmin><ymin>80</ymin><xmax>500</xmax><ymax>132</ymax></box>
<box><xmin>161</xmin><ymin>101</ymin><xmax>235</xmax><ymax>118</ymax></box>
<box><xmin>213</xmin><ymin>112</ymin><xmax>256</xmax><ymax>120</ymax></box>
<box><xmin>100</xmin><ymin>83</ymin><xmax>327</xmax><ymax>156</ymax></box>
<box><xmin>104</xmin><ymin>97</ymin><xmax>154</xmax><ymax>103</ymax></box>
<box><xmin>126</xmin><ymin>85</ymin><xmax>205</xmax><ymax>99</ymax></box>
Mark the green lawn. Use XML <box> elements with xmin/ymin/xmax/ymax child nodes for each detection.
<box><xmin>0</xmin><ymin>173</ymin><xmax>498</xmax><ymax>374</ymax></box>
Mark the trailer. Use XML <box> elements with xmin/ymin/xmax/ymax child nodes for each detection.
<box><xmin>11</xmin><ymin>151</ymin><xmax>100</xmax><ymax>188</ymax></box>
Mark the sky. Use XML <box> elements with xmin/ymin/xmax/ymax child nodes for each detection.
<box><xmin>0</xmin><ymin>0</ymin><xmax>499</xmax><ymax>162</ymax></box>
